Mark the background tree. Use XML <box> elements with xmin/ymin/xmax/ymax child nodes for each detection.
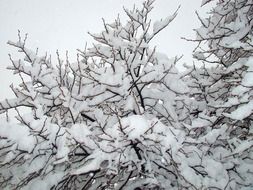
<box><xmin>185</xmin><ymin>0</ymin><xmax>253</xmax><ymax>188</ymax></box>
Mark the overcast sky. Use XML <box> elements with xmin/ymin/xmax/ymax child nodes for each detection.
<box><xmin>0</xmin><ymin>0</ymin><xmax>211</xmax><ymax>100</ymax></box>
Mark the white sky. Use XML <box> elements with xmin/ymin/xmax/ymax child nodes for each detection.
<box><xmin>0</xmin><ymin>0</ymin><xmax>211</xmax><ymax>100</ymax></box>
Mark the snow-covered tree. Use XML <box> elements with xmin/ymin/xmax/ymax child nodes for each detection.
<box><xmin>185</xmin><ymin>0</ymin><xmax>253</xmax><ymax>189</ymax></box>
<box><xmin>0</xmin><ymin>1</ymin><xmax>193</xmax><ymax>189</ymax></box>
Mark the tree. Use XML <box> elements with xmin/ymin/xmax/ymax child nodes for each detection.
<box><xmin>186</xmin><ymin>0</ymin><xmax>253</xmax><ymax>189</ymax></box>
<box><xmin>0</xmin><ymin>1</ymin><xmax>192</xmax><ymax>189</ymax></box>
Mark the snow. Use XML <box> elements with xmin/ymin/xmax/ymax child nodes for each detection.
<box><xmin>224</xmin><ymin>100</ymin><xmax>253</xmax><ymax>120</ymax></box>
<box><xmin>71</xmin><ymin>152</ymin><xmax>103</xmax><ymax>175</ymax></box>
<box><xmin>153</xmin><ymin>14</ymin><xmax>177</xmax><ymax>34</ymax></box>
<box><xmin>0</xmin><ymin>121</ymin><xmax>35</xmax><ymax>153</ymax></box>
<box><xmin>122</xmin><ymin>115</ymin><xmax>150</xmax><ymax>140</ymax></box>
<box><xmin>199</xmin><ymin>127</ymin><xmax>226</xmax><ymax>144</ymax></box>
<box><xmin>233</xmin><ymin>140</ymin><xmax>253</xmax><ymax>155</ymax></box>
